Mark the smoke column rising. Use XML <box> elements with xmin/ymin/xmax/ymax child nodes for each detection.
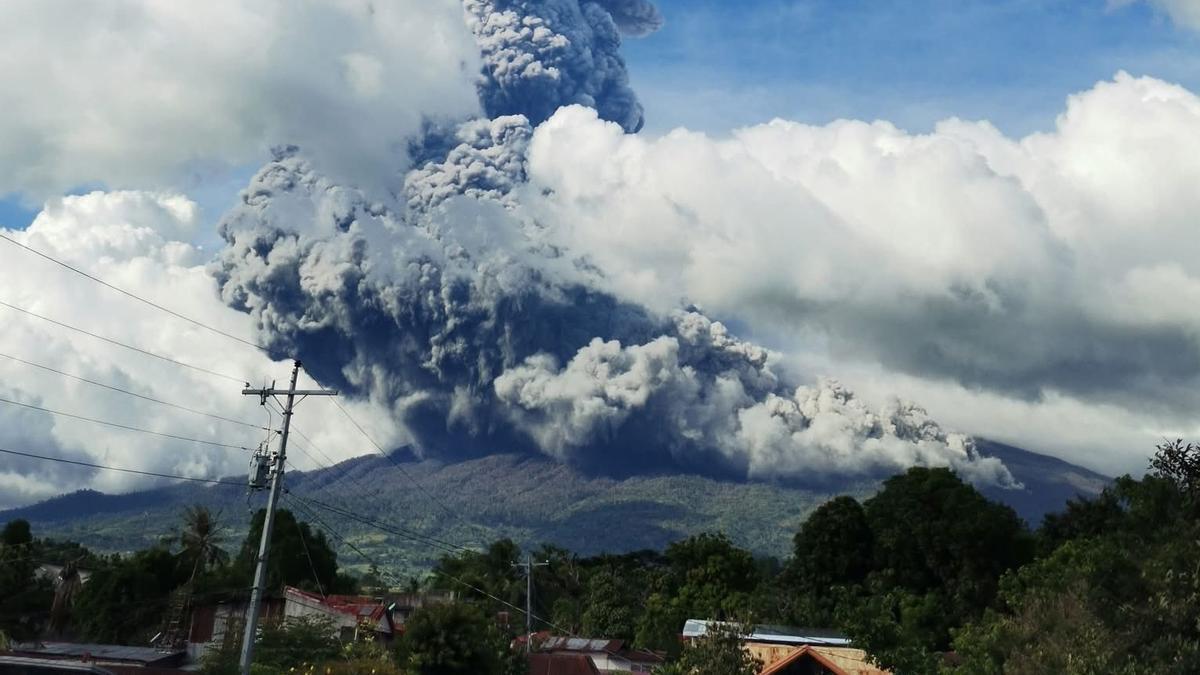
<box><xmin>211</xmin><ymin>0</ymin><xmax>1016</xmax><ymax>487</ymax></box>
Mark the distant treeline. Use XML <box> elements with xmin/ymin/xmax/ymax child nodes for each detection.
<box><xmin>3</xmin><ymin>440</ymin><xmax>1199</xmax><ymax>673</ymax></box>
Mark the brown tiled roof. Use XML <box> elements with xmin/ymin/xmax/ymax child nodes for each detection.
<box><xmin>528</xmin><ymin>653</ymin><xmax>602</xmax><ymax>675</ymax></box>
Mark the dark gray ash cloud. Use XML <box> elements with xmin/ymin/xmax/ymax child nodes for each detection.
<box><xmin>212</xmin><ymin>154</ymin><xmax>1013</xmax><ymax>486</ymax></box>
<box><xmin>465</xmin><ymin>0</ymin><xmax>652</xmax><ymax>132</ymax></box>
<box><xmin>207</xmin><ymin>0</ymin><xmax>1016</xmax><ymax>487</ymax></box>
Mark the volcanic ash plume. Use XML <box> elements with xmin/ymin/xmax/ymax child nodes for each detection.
<box><xmin>210</xmin><ymin>0</ymin><xmax>1015</xmax><ymax>487</ymax></box>
<box><xmin>212</xmin><ymin>148</ymin><xmax>1014</xmax><ymax>486</ymax></box>
<box><xmin>465</xmin><ymin>0</ymin><xmax>652</xmax><ymax>132</ymax></box>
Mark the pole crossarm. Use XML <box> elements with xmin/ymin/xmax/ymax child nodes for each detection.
<box><xmin>241</xmin><ymin>389</ymin><xmax>339</xmax><ymax>396</ymax></box>
<box><xmin>514</xmin><ymin>554</ymin><xmax>550</xmax><ymax>653</ymax></box>
<box><xmin>237</xmin><ymin>360</ymin><xmax>337</xmax><ymax>675</ymax></box>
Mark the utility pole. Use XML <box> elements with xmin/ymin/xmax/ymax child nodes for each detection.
<box><xmin>513</xmin><ymin>553</ymin><xmax>549</xmax><ymax>653</ymax></box>
<box><xmin>238</xmin><ymin>360</ymin><xmax>337</xmax><ymax>675</ymax></box>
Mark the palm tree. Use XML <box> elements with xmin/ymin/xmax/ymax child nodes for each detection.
<box><xmin>179</xmin><ymin>505</ymin><xmax>229</xmax><ymax>579</ymax></box>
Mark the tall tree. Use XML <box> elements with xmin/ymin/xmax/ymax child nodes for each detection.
<box><xmin>431</xmin><ymin>539</ymin><xmax>523</xmax><ymax>608</ymax></box>
<box><xmin>0</xmin><ymin>519</ymin><xmax>51</xmax><ymax>640</ymax></box>
<box><xmin>782</xmin><ymin>495</ymin><xmax>873</xmax><ymax>624</ymax></box>
<box><xmin>402</xmin><ymin>602</ymin><xmax>512</xmax><ymax>675</ymax></box>
<box><xmin>73</xmin><ymin>547</ymin><xmax>183</xmax><ymax>643</ymax></box>
<box><xmin>828</xmin><ymin>468</ymin><xmax>1033</xmax><ymax>671</ymax></box>
<box><xmin>636</xmin><ymin>533</ymin><xmax>759</xmax><ymax>651</ymax></box>
<box><xmin>178</xmin><ymin>505</ymin><xmax>228</xmax><ymax>579</ymax></box>
<box><xmin>231</xmin><ymin>508</ymin><xmax>344</xmax><ymax>594</ymax></box>
<box><xmin>951</xmin><ymin>442</ymin><xmax>1200</xmax><ymax>673</ymax></box>
<box><xmin>657</xmin><ymin>622</ymin><xmax>760</xmax><ymax>675</ymax></box>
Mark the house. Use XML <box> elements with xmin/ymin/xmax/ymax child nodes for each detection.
<box><xmin>528</xmin><ymin>653</ymin><xmax>603</xmax><ymax>675</ymax></box>
<box><xmin>0</xmin><ymin>655</ymin><xmax>116</xmax><ymax>673</ymax></box>
<box><xmin>383</xmin><ymin>590</ymin><xmax>456</xmax><ymax>624</ymax></box>
<box><xmin>681</xmin><ymin>620</ymin><xmax>890</xmax><ymax>675</ymax></box>
<box><xmin>520</xmin><ymin>633</ymin><xmax>663</xmax><ymax>673</ymax></box>
<box><xmin>186</xmin><ymin>593</ymin><xmax>284</xmax><ymax>662</ymax></box>
<box><xmin>187</xmin><ymin>586</ymin><xmax>455</xmax><ymax>662</ymax></box>
<box><xmin>759</xmin><ymin>646</ymin><xmax>890</xmax><ymax>675</ymax></box>
<box><xmin>35</xmin><ymin>564</ymin><xmax>92</xmax><ymax>587</ymax></box>
<box><xmin>282</xmin><ymin>587</ymin><xmax>394</xmax><ymax>642</ymax></box>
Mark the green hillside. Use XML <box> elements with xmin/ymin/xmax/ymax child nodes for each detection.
<box><xmin>1</xmin><ymin>453</ymin><xmax>858</xmax><ymax>577</ymax></box>
<box><xmin>0</xmin><ymin>443</ymin><xmax>1108</xmax><ymax>580</ymax></box>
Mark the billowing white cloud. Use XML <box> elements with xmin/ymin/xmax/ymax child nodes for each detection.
<box><xmin>0</xmin><ymin>0</ymin><xmax>482</xmax><ymax>199</ymax></box>
<box><xmin>1112</xmin><ymin>0</ymin><xmax>1200</xmax><ymax>31</ymax></box>
<box><xmin>0</xmin><ymin>191</ymin><xmax>406</xmax><ymax>509</ymax></box>
<box><xmin>522</xmin><ymin>72</ymin><xmax>1200</xmax><ymax>473</ymax></box>
<box><xmin>3</xmin><ymin>0</ymin><xmax>1194</xmax><ymax>507</ymax></box>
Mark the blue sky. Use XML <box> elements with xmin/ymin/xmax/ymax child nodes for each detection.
<box><xmin>625</xmin><ymin>0</ymin><xmax>1200</xmax><ymax>135</ymax></box>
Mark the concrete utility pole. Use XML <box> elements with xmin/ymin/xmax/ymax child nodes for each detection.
<box><xmin>513</xmin><ymin>554</ymin><xmax>549</xmax><ymax>653</ymax></box>
<box><xmin>238</xmin><ymin>360</ymin><xmax>337</xmax><ymax>675</ymax></box>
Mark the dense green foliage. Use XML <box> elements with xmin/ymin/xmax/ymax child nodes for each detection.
<box><xmin>657</xmin><ymin>622</ymin><xmax>761</xmax><ymax>675</ymax></box>
<box><xmin>946</xmin><ymin>442</ymin><xmax>1200</xmax><ymax>674</ymax></box>
<box><xmin>7</xmin><ymin>441</ymin><xmax>1199</xmax><ymax>673</ymax></box>
<box><xmin>0</xmin><ymin>519</ymin><xmax>53</xmax><ymax>641</ymax></box>
<box><xmin>73</xmin><ymin>545</ymin><xmax>185</xmax><ymax>643</ymax></box>
<box><xmin>402</xmin><ymin>602</ymin><xmax>522</xmax><ymax>675</ymax></box>
<box><xmin>222</xmin><ymin>508</ymin><xmax>354</xmax><ymax>595</ymax></box>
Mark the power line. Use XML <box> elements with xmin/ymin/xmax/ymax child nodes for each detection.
<box><xmin>0</xmin><ymin>350</ymin><xmax>268</xmax><ymax>431</ymax></box>
<box><xmin>287</xmin><ymin>492</ymin><xmax>470</xmax><ymax>557</ymax></box>
<box><xmin>290</xmin><ymin>492</ymin><xmax>610</xmax><ymax>654</ymax></box>
<box><xmin>292</xmin><ymin>510</ymin><xmax>327</xmax><ymax>599</ymax></box>
<box><xmin>0</xmin><ymin>298</ymin><xmax>245</xmax><ymax>383</ymax></box>
<box><xmin>0</xmin><ymin>395</ymin><xmax>252</xmax><ymax>451</ymax></box>
<box><xmin>326</xmin><ymin>396</ymin><xmax>469</xmax><ymax>527</ymax></box>
<box><xmin>282</xmin><ymin>493</ymin><xmax>411</xmax><ymax>592</ymax></box>
<box><xmin>0</xmin><ymin>446</ymin><xmax>244</xmax><ymax>486</ymax></box>
<box><xmin>0</xmin><ymin>233</ymin><xmax>267</xmax><ymax>351</ymax></box>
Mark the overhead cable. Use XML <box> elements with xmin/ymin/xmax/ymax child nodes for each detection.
<box><xmin>0</xmin><ymin>298</ymin><xmax>245</xmax><ymax>383</ymax></box>
<box><xmin>0</xmin><ymin>395</ymin><xmax>252</xmax><ymax>451</ymax></box>
<box><xmin>0</xmin><ymin>350</ymin><xmax>267</xmax><ymax>431</ymax></box>
<box><xmin>0</xmin><ymin>232</ymin><xmax>267</xmax><ymax>351</ymax></box>
<box><xmin>288</xmin><ymin>492</ymin><xmax>624</xmax><ymax>659</ymax></box>
<box><xmin>0</xmin><ymin>446</ymin><xmax>243</xmax><ymax>485</ymax></box>
<box><xmin>288</xmin><ymin>491</ymin><xmax>470</xmax><ymax>556</ymax></box>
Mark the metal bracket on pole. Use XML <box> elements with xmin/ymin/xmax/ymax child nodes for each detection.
<box><xmin>237</xmin><ymin>360</ymin><xmax>337</xmax><ymax>675</ymax></box>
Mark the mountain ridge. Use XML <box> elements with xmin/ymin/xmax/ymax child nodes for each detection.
<box><xmin>0</xmin><ymin>444</ymin><xmax>1111</xmax><ymax>575</ymax></box>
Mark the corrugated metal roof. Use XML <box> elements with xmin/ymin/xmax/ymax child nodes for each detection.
<box><xmin>0</xmin><ymin>656</ymin><xmax>116</xmax><ymax>673</ymax></box>
<box><xmin>682</xmin><ymin>619</ymin><xmax>853</xmax><ymax>646</ymax></box>
<box><xmin>285</xmin><ymin>586</ymin><xmax>389</xmax><ymax>624</ymax></box>
<box><xmin>11</xmin><ymin>642</ymin><xmax>183</xmax><ymax>666</ymax></box>
<box><xmin>539</xmin><ymin>636</ymin><xmax>622</xmax><ymax>653</ymax></box>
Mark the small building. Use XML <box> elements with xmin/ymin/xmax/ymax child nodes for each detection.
<box><xmin>522</xmin><ymin>634</ymin><xmax>663</xmax><ymax>673</ymax></box>
<box><xmin>186</xmin><ymin>593</ymin><xmax>284</xmax><ymax>662</ymax></box>
<box><xmin>36</xmin><ymin>564</ymin><xmax>92</xmax><ymax>587</ymax></box>
<box><xmin>0</xmin><ymin>655</ymin><xmax>117</xmax><ymax>673</ymax></box>
<box><xmin>681</xmin><ymin>620</ymin><xmax>890</xmax><ymax>675</ymax></box>
<box><xmin>528</xmin><ymin>653</ymin><xmax>603</xmax><ymax>675</ymax></box>
<box><xmin>384</xmin><ymin>590</ymin><xmax>456</xmax><ymax>625</ymax></box>
<box><xmin>5</xmin><ymin>642</ymin><xmax>187</xmax><ymax>673</ymax></box>
<box><xmin>283</xmin><ymin>587</ymin><xmax>394</xmax><ymax>642</ymax></box>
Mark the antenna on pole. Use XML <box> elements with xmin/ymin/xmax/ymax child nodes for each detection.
<box><xmin>238</xmin><ymin>360</ymin><xmax>337</xmax><ymax>675</ymax></box>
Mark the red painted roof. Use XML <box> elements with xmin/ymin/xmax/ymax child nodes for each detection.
<box><xmin>284</xmin><ymin>587</ymin><xmax>388</xmax><ymax>623</ymax></box>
